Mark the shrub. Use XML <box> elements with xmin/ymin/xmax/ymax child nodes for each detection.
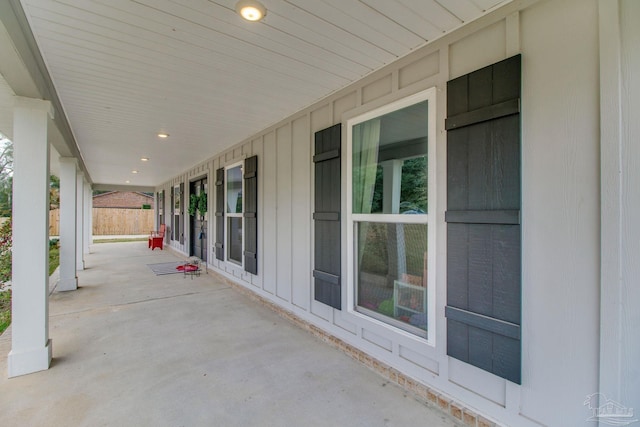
<box><xmin>0</xmin><ymin>220</ymin><xmax>11</xmax><ymax>287</ymax></box>
<box><xmin>0</xmin><ymin>289</ymin><xmax>10</xmax><ymax>334</ymax></box>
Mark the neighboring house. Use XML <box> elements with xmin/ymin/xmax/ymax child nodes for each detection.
<box><xmin>92</xmin><ymin>191</ymin><xmax>153</xmax><ymax>209</ymax></box>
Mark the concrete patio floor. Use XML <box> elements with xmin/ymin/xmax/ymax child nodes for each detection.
<box><xmin>0</xmin><ymin>242</ymin><xmax>462</xmax><ymax>427</ymax></box>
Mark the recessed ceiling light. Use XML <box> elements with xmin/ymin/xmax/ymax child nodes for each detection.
<box><xmin>125</xmin><ymin>180</ymin><xmax>130</xmax><ymax>184</ymax></box>
<box><xmin>132</xmin><ymin>170</ymin><xmax>139</xmax><ymax>174</ymax></box>
<box><xmin>236</xmin><ymin>0</ymin><xmax>266</xmax><ymax>22</ymax></box>
<box><xmin>157</xmin><ymin>133</ymin><xmax>169</xmax><ymax>139</ymax></box>
<box><xmin>141</xmin><ymin>157</ymin><xmax>149</xmax><ymax>162</ymax></box>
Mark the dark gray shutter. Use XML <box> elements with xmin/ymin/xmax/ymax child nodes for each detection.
<box><xmin>215</xmin><ymin>168</ymin><xmax>225</xmax><ymax>261</ymax></box>
<box><xmin>179</xmin><ymin>182</ymin><xmax>185</xmax><ymax>244</ymax></box>
<box><xmin>313</xmin><ymin>124</ymin><xmax>341</xmax><ymax>309</ymax></box>
<box><xmin>445</xmin><ymin>55</ymin><xmax>522</xmax><ymax>384</ymax></box>
<box><xmin>244</xmin><ymin>156</ymin><xmax>258</xmax><ymax>275</ymax></box>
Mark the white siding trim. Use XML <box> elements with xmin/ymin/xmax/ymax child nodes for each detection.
<box><xmin>598</xmin><ymin>0</ymin><xmax>623</xmax><ymax>404</ymax></box>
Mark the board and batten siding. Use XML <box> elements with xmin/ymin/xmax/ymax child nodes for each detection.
<box><xmin>159</xmin><ymin>0</ymin><xmax>611</xmax><ymax>425</ymax></box>
<box><xmin>518</xmin><ymin>0</ymin><xmax>600</xmax><ymax>423</ymax></box>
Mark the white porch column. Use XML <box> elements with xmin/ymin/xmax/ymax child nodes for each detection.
<box><xmin>75</xmin><ymin>172</ymin><xmax>84</xmax><ymax>270</ymax></box>
<box><xmin>83</xmin><ymin>181</ymin><xmax>91</xmax><ymax>254</ymax></box>
<box><xmin>8</xmin><ymin>97</ymin><xmax>53</xmax><ymax>377</ymax></box>
<box><xmin>58</xmin><ymin>157</ymin><xmax>77</xmax><ymax>291</ymax></box>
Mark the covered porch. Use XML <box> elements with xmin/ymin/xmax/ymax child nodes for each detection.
<box><xmin>0</xmin><ymin>241</ymin><xmax>461</xmax><ymax>426</ymax></box>
<box><xmin>1</xmin><ymin>0</ymin><xmax>639</xmax><ymax>425</ymax></box>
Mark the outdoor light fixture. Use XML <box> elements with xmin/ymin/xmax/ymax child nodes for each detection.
<box><xmin>236</xmin><ymin>0</ymin><xmax>266</xmax><ymax>22</ymax></box>
<box><xmin>157</xmin><ymin>133</ymin><xmax>169</xmax><ymax>139</ymax></box>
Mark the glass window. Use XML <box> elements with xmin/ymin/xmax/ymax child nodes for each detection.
<box><xmin>226</xmin><ymin>166</ymin><xmax>243</xmax><ymax>214</ymax></box>
<box><xmin>348</xmin><ymin>89</ymin><xmax>435</xmax><ymax>342</ymax></box>
<box><xmin>356</xmin><ymin>222</ymin><xmax>428</xmax><ymax>336</ymax></box>
<box><xmin>225</xmin><ymin>164</ymin><xmax>243</xmax><ymax>266</ymax></box>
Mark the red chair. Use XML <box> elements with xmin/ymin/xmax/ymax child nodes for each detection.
<box><xmin>149</xmin><ymin>224</ymin><xmax>166</xmax><ymax>250</ymax></box>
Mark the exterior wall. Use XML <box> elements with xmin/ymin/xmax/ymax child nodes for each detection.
<box><xmin>519</xmin><ymin>1</ymin><xmax>600</xmax><ymax>423</ymax></box>
<box><xmin>92</xmin><ymin>191</ymin><xmax>153</xmax><ymax>209</ymax></box>
<box><xmin>159</xmin><ymin>0</ymin><xmax>621</xmax><ymax>425</ymax></box>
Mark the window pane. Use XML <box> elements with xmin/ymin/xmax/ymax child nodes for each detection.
<box><xmin>227</xmin><ymin>165</ymin><xmax>243</xmax><ymax>213</ymax></box>
<box><xmin>352</xmin><ymin>100</ymin><xmax>428</xmax><ymax>214</ymax></box>
<box><xmin>356</xmin><ymin>222</ymin><xmax>428</xmax><ymax>337</ymax></box>
<box><xmin>228</xmin><ymin>217</ymin><xmax>242</xmax><ymax>264</ymax></box>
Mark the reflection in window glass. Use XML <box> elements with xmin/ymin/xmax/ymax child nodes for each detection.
<box><xmin>228</xmin><ymin>217</ymin><xmax>243</xmax><ymax>265</ymax></box>
<box><xmin>356</xmin><ymin>222</ymin><xmax>428</xmax><ymax>337</ymax></box>
<box><xmin>174</xmin><ymin>186</ymin><xmax>180</xmax><ymax>212</ymax></box>
<box><xmin>352</xmin><ymin>100</ymin><xmax>428</xmax><ymax>215</ymax></box>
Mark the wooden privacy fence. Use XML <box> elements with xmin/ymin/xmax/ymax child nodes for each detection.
<box><xmin>49</xmin><ymin>208</ymin><xmax>155</xmax><ymax>236</ymax></box>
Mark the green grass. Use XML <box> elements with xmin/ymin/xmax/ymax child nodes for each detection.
<box><xmin>94</xmin><ymin>237</ymin><xmax>146</xmax><ymax>243</ymax></box>
<box><xmin>49</xmin><ymin>246</ymin><xmax>59</xmax><ymax>275</ymax></box>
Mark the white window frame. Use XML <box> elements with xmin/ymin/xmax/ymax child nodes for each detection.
<box><xmin>345</xmin><ymin>87</ymin><xmax>437</xmax><ymax>345</ymax></box>
<box><xmin>225</xmin><ymin>161</ymin><xmax>244</xmax><ymax>267</ymax></box>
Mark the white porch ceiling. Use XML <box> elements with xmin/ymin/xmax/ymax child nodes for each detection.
<box><xmin>19</xmin><ymin>0</ymin><xmax>510</xmax><ymax>187</ymax></box>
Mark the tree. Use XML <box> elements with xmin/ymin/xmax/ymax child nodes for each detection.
<box><xmin>0</xmin><ymin>137</ymin><xmax>13</xmax><ymax>179</ymax></box>
<box><xmin>0</xmin><ymin>135</ymin><xmax>60</xmax><ymax>214</ymax></box>
<box><xmin>0</xmin><ymin>136</ymin><xmax>13</xmax><ymax>217</ymax></box>
<box><xmin>400</xmin><ymin>156</ymin><xmax>428</xmax><ymax>212</ymax></box>
<box><xmin>368</xmin><ymin>156</ymin><xmax>428</xmax><ymax>214</ymax></box>
<box><xmin>50</xmin><ymin>175</ymin><xmax>60</xmax><ymax>209</ymax></box>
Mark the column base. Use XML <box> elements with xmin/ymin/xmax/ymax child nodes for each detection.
<box><xmin>58</xmin><ymin>276</ymin><xmax>78</xmax><ymax>291</ymax></box>
<box><xmin>8</xmin><ymin>339</ymin><xmax>52</xmax><ymax>378</ymax></box>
